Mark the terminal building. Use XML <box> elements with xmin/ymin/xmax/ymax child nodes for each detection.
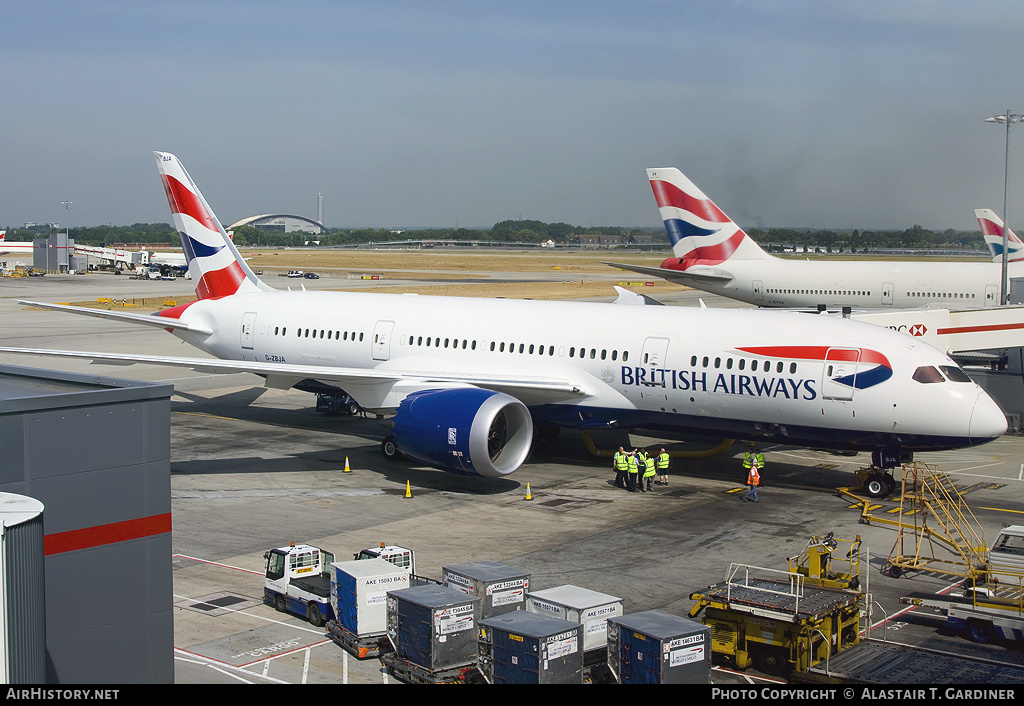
<box><xmin>227</xmin><ymin>214</ymin><xmax>326</xmax><ymax>235</ymax></box>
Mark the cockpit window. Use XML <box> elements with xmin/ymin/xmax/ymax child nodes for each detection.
<box><xmin>939</xmin><ymin>365</ymin><xmax>973</xmax><ymax>383</ymax></box>
<box><xmin>912</xmin><ymin>366</ymin><xmax>945</xmax><ymax>384</ymax></box>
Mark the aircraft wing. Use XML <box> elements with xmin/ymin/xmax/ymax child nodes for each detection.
<box><xmin>602</xmin><ymin>261</ymin><xmax>732</xmax><ymax>286</ymax></box>
<box><xmin>17</xmin><ymin>300</ymin><xmax>211</xmax><ymax>335</ymax></box>
<box><xmin>0</xmin><ymin>346</ymin><xmax>588</xmax><ymax>404</ymax></box>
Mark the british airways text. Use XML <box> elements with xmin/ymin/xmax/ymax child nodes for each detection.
<box><xmin>622</xmin><ymin>367</ymin><xmax>818</xmax><ymax>400</ymax></box>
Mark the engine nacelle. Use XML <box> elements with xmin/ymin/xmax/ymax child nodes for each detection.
<box><xmin>390</xmin><ymin>388</ymin><xmax>533</xmax><ymax>477</ymax></box>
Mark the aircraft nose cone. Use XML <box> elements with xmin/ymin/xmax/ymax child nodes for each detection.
<box><xmin>971</xmin><ymin>391</ymin><xmax>1007</xmax><ymax>444</ymax></box>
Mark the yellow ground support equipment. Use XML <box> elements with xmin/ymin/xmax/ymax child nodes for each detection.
<box><xmin>842</xmin><ymin>461</ymin><xmax>989</xmax><ymax>583</ymax></box>
<box><xmin>688</xmin><ymin>562</ymin><xmax>862</xmax><ymax>677</ymax></box>
<box><xmin>787</xmin><ymin>532</ymin><xmax>862</xmax><ymax>591</ymax></box>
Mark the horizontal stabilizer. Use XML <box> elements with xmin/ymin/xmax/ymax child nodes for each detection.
<box><xmin>602</xmin><ymin>261</ymin><xmax>732</xmax><ymax>285</ymax></box>
<box><xmin>16</xmin><ymin>300</ymin><xmax>212</xmax><ymax>335</ymax></box>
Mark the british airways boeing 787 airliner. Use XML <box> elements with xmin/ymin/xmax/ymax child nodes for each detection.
<box><xmin>0</xmin><ymin>153</ymin><xmax>1006</xmax><ymax>487</ymax></box>
<box><xmin>607</xmin><ymin>168</ymin><xmax>1020</xmax><ymax>309</ymax></box>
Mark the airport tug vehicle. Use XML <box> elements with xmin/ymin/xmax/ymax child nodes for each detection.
<box><xmin>264</xmin><ymin>542</ymin><xmax>421</xmax><ymax>658</ymax></box>
<box><xmin>264</xmin><ymin>542</ymin><xmax>336</xmax><ymax>627</ymax></box>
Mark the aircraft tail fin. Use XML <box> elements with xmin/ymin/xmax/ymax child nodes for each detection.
<box><xmin>647</xmin><ymin>168</ymin><xmax>768</xmax><ymax>267</ymax></box>
<box><xmin>975</xmin><ymin>208</ymin><xmax>1024</xmax><ymax>263</ymax></box>
<box><xmin>154</xmin><ymin>151</ymin><xmax>272</xmax><ymax>299</ymax></box>
<box><xmin>0</xmin><ymin>231</ymin><xmax>5</xmax><ymax>242</ymax></box>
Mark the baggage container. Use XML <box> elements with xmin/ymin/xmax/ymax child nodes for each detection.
<box><xmin>608</xmin><ymin>609</ymin><xmax>711</xmax><ymax>684</ymax></box>
<box><xmin>386</xmin><ymin>584</ymin><xmax>480</xmax><ymax>673</ymax></box>
<box><xmin>441</xmin><ymin>560</ymin><xmax>530</xmax><ymax>619</ymax></box>
<box><xmin>527</xmin><ymin>584</ymin><xmax>623</xmax><ymax>653</ymax></box>
<box><xmin>478</xmin><ymin>611</ymin><xmax>583</xmax><ymax>684</ymax></box>
<box><xmin>330</xmin><ymin>558</ymin><xmax>410</xmax><ymax>638</ymax></box>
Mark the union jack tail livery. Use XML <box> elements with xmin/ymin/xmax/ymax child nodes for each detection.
<box><xmin>154</xmin><ymin>151</ymin><xmax>270</xmax><ymax>299</ymax></box>
<box><xmin>647</xmin><ymin>167</ymin><xmax>769</xmax><ymax>268</ymax></box>
<box><xmin>975</xmin><ymin>208</ymin><xmax>1024</xmax><ymax>263</ymax></box>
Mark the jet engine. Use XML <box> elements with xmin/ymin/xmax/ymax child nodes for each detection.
<box><xmin>387</xmin><ymin>388</ymin><xmax>533</xmax><ymax>477</ymax></box>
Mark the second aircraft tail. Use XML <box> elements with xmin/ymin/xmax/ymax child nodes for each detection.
<box><xmin>647</xmin><ymin>167</ymin><xmax>769</xmax><ymax>268</ymax></box>
<box><xmin>975</xmin><ymin>208</ymin><xmax>1024</xmax><ymax>263</ymax></box>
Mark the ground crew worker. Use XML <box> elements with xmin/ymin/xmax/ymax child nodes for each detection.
<box><xmin>743</xmin><ymin>445</ymin><xmax>765</xmax><ymax>477</ymax></box>
<box><xmin>613</xmin><ymin>447</ymin><xmax>628</xmax><ymax>489</ymax></box>
<box><xmin>635</xmin><ymin>449</ymin><xmax>648</xmax><ymax>492</ymax></box>
<box><xmin>657</xmin><ymin>448</ymin><xmax>670</xmax><ymax>485</ymax></box>
<box><xmin>742</xmin><ymin>460</ymin><xmax>761</xmax><ymax>503</ymax></box>
<box><xmin>626</xmin><ymin>449</ymin><xmax>639</xmax><ymax>492</ymax></box>
<box><xmin>643</xmin><ymin>449</ymin><xmax>657</xmax><ymax>492</ymax></box>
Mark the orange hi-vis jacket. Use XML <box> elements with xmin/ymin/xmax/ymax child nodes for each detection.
<box><xmin>747</xmin><ymin>466</ymin><xmax>761</xmax><ymax>486</ymax></box>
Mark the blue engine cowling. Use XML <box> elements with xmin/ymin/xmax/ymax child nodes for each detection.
<box><xmin>390</xmin><ymin>388</ymin><xmax>533</xmax><ymax>477</ymax></box>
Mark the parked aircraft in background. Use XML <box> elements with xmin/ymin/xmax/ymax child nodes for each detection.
<box><xmin>0</xmin><ymin>231</ymin><xmax>34</xmax><ymax>255</ymax></box>
<box><xmin>976</xmin><ymin>209</ymin><xmax>1024</xmax><ymax>264</ymax></box>
<box><xmin>606</xmin><ymin>168</ymin><xmax>1019</xmax><ymax>309</ymax></box>
<box><xmin>0</xmin><ymin>153</ymin><xmax>1006</xmax><ymax>495</ymax></box>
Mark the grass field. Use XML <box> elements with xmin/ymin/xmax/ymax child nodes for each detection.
<box><xmin>74</xmin><ymin>246</ymin><xmax>988</xmax><ymax>310</ymax></box>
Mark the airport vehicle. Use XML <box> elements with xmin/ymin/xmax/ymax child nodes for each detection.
<box><xmin>264</xmin><ymin>542</ymin><xmax>336</xmax><ymax>627</ymax></box>
<box><xmin>303</xmin><ymin>272</ymin><xmax>320</xmax><ymax>279</ymax></box>
<box><xmin>688</xmin><ymin>562</ymin><xmax>862</xmax><ymax>676</ymax></box>
<box><xmin>605</xmin><ymin>167</ymin><xmax>1022</xmax><ymax>309</ymax></box>
<box><xmin>976</xmin><ymin>209</ymin><xmax>1024</xmax><ymax>263</ymax></box>
<box><xmin>0</xmin><ymin>152</ymin><xmax>1007</xmax><ymax>484</ymax></box>
<box><xmin>265</xmin><ymin>541</ymin><xmax>419</xmax><ymax>630</ymax></box>
<box><xmin>894</xmin><ymin>524</ymin><xmax>1024</xmax><ymax>644</ymax></box>
<box><xmin>900</xmin><ymin>588</ymin><xmax>1024</xmax><ymax>644</ymax></box>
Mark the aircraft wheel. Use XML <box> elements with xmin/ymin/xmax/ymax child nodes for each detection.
<box><xmin>381</xmin><ymin>435</ymin><xmax>403</xmax><ymax>461</ymax></box>
<box><xmin>882</xmin><ymin>474</ymin><xmax>897</xmax><ymax>496</ymax></box>
<box><xmin>864</xmin><ymin>474</ymin><xmax>889</xmax><ymax>498</ymax></box>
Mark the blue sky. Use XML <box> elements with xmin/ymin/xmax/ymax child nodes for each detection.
<box><xmin>2</xmin><ymin>1</ymin><xmax>1023</xmax><ymax>231</ymax></box>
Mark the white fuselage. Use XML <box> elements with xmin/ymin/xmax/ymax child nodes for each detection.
<box><xmin>168</xmin><ymin>288</ymin><xmax>1005</xmax><ymax>452</ymax></box>
<box><xmin>672</xmin><ymin>257</ymin><xmax>1020</xmax><ymax>309</ymax></box>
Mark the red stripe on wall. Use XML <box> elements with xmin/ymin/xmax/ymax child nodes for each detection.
<box><xmin>43</xmin><ymin>513</ymin><xmax>172</xmax><ymax>556</ymax></box>
<box><xmin>936</xmin><ymin>322</ymin><xmax>1024</xmax><ymax>335</ymax></box>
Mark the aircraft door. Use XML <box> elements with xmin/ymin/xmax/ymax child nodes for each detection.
<box><xmin>986</xmin><ymin>284</ymin><xmax>999</xmax><ymax>307</ymax></box>
<box><xmin>752</xmin><ymin>280</ymin><xmax>764</xmax><ymax>303</ymax></box>
<box><xmin>882</xmin><ymin>283</ymin><xmax>894</xmax><ymax>306</ymax></box>
<box><xmin>821</xmin><ymin>347</ymin><xmax>861</xmax><ymax>401</ymax></box>
<box><xmin>372</xmin><ymin>320</ymin><xmax>395</xmax><ymax>361</ymax></box>
<box><xmin>241</xmin><ymin>312</ymin><xmax>257</xmax><ymax>350</ymax></box>
<box><xmin>638</xmin><ymin>337</ymin><xmax>670</xmax><ymax>389</ymax></box>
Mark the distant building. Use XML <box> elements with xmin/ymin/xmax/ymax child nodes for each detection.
<box><xmin>227</xmin><ymin>214</ymin><xmax>326</xmax><ymax>235</ymax></box>
<box><xmin>573</xmin><ymin>233</ymin><xmax>622</xmax><ymax>248</ymax></box>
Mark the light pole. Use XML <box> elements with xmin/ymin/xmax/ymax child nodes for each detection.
<box><xmin>60</xmin><ymin>200</ymin><xmax>72</xmax><ymax>239</ymax></box>
<box><xmin>985</xmin><ymin>111</ymin><xmax>1022</xmax><ymax>305</ymax></box>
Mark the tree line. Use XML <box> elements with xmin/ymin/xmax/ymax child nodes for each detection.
<box><xmin>1</xmin><ymin>220</ymin><xmax>986</xmax><ymax>251</ymax></box>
